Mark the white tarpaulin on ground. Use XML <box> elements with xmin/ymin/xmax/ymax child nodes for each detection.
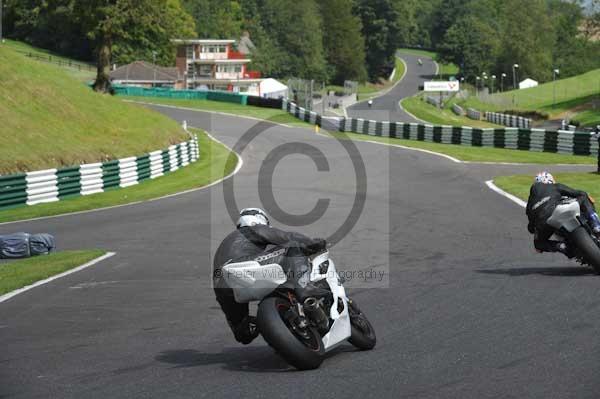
<box><xmin>259</xmin><ymin>78</ymin><xmax>288</xmax><ymax>98</ymax></box>
<box><xmin>424</xmin><ymin>81</ymin><xmax>460</xmax><ymax>92</ymax></box>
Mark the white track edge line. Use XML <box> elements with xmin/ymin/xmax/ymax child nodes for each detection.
<box><xmin>0</xmin><ymin>132</ymin><xmax>244</xmax><ymax>226</ymax></box>
<box><xmin>485</xmin><ymin>180</ymin><xmax>526</xmax><ymax>208</ymax></box>
<box><xmin>0</xmin><ymin>251</ymin><xmax>116</xmax><ymax>304</ymax></box>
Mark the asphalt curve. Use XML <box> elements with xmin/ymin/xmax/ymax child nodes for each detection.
<box><xmin>1</xmin><ymin>105</ymin><xmax>599</xmax><ymax>399</ymax></box>
<box><xmin>347</xmin><ymin>51</ymin><xmax>437</xmax><ymax>123</ymax></box>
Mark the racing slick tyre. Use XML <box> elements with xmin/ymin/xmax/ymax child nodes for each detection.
<box><xmin>570</xmin><ymin>226</ymin><xmax>600</xmax><ymax>274</ymax></box>
<box><xmin>257</xmin><ymin>296</ymin><xmax>324</xmax><ymax>370</ymax></box>
<box><xmin>347</xmin><ymin>299</ymin><xmax>376</xmax><ymax>350</ymax></box>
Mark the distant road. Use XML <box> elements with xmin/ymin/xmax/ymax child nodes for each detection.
<box><xmin>347</xmin><ymin>51</ymin><xmax>437</xmax><ymax>122</ymax></box>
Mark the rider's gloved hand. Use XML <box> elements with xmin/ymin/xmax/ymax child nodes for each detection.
<box><xmin>231</xmin><ymin>316</ymin><xmax>259</xmax><ymax>345</ymax></box>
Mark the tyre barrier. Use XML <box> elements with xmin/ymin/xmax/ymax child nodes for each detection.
<box><xmin>425</xmin><ymin>96</ymin><xmax>441</xmax><ymax>107</ymax></box>
<box><xmin>0</xmin><ymin>136</ymin><xmax>199</xmax><ymax>211</ymax></box>
<box><xmin>280</xmin><ymin>99</ymin><xmax>598</xmax><ymax>158</ymax></box>
<box><xmin>452</xmin><ymin>104</ymin><xmax>465</xmax><ymax>116</ymax></box>
<box><xmin>466</xmin><ymin>108</ymin><xmax>482</xmax><ymax>120</ymax></box>
<box><xmin>485</xmin><ymin>111</ymin><xmax>532</xmax><ymax>129</ymax></box>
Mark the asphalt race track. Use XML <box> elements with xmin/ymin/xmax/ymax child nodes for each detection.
<box><xmin>2</xmin><ymin>102</ymin><xmax>600</xmax><ymax>398</ymax></box>
<box><xmin>347</xmin><ymin>51</ymin><xmax>437</xmax><ymax>122</ymax></box>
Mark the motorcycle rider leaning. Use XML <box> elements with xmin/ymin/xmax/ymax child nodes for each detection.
<box><xmin>213</xmin><ymin>208</ymin><xmax>328</xmax><ymax>344</ymax></box>
<box><xmin>526</xmin><ymin>171</ymin><xmax>600</xmax><ymax>254</ymax></box>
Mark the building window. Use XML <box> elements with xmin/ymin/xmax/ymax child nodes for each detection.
<box><xmin>186</xmin><ymin>45</ymin><xmax>194</xmax><ymax>60</ymax></box>
<box><xmin>234</xmin><ymin>65</ymin><xmax>242</xmax><ymax>73</ymax></box>
<box><xmin>219</xmin><ymin>45</ymin><xmax>227</xmax><ymax>53</ymax></box>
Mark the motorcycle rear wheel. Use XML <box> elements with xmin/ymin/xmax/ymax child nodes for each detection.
<box><xmin>347</xmin><ymin>299</ymin><xmax>376</xmax><ymax>350</ymax></box>
<box><xmin>257</xmin><ymin>296</ymin><xmax>324</xmax><ymax>370</ymax></box>
<box><xmin>570</xmin><ymin>226</ymin><xmax>600</xmax><ymax>274</ymax></box>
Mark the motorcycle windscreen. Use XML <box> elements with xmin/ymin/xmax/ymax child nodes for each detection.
<box><xmin>222</xmin><ymin>261</ymin><xmax>287</xmax><ymax>303</ymax></box>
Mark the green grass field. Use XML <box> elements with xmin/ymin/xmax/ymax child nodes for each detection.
<box><xmin>458</xmin><ymin>68</ymin><xmax>600</xmax><ymax>123</ymax></box>
<box><xmin>0</xmin><ymin>129</ymin><xmax>237</xmax><ymax>223</ymax></box>
<box><xmin>326</xmin><ymin>130</ymin><xmax>596</xmax><ymax>164</ymax></box>
<box><xmin>494</xmin><ymin>172</ymin><xmax>600</xmax><ymax>202</ymax></box>
<box><xmin>0</xmin><ymin>45</ymin><xmax>188</xmax><ymax>174</ymax></box>
<box><xmin>401</xmin><ymin>95</ymin><xmax>500</xmax><ymax>128</ymax></box>
<box><xmin>0</xmin><ymin>250</ymin><xmax>105</xmax><ymax>295</ymax></box>
<box><xmin>2</xmin><ymin>39</ymin><xmax>96</xmax><ymax>82</ymax></box>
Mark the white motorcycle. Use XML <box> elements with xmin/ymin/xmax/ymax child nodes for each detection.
<box><xmin>221</xmin><ymin>248</ymin><xmax>376</xmax><ymax>370</ymax></box>
<box><xmin>547</xmin><ymin>197</ymin><xmax>600</xmax><ymax>273</ymax></box>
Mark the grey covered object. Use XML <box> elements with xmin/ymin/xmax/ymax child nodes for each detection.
<box><xmin>0</xmin><ymin>232</ymin><xmax>55</xmax><ymax>259</ymax></box>
<box><xmin>0</xmin><ymin>233</ymin><xmax>31</xmax><ymax>259</ymax></box>
<box><xmin>29</xmin><ymin>233</ymin><xmax>56</xmax><ymax>255</ymax></box>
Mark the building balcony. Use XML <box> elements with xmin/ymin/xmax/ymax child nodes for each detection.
<box><xmin>244</xmin><ymin>70</ymin><xmax>261</xmax><ymax>79</ymax></box>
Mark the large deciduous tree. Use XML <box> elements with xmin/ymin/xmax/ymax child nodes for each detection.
<box><xmin>75</xmin><ymin>0</ymin><xmax>195</xmax><ymax>93</ymax></box>
<box><xmin>320</xmin><ymin>0</ymin><xmax>367</xmax><ymax>84</ymax></box>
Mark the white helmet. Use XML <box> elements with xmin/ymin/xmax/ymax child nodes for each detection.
<box><xmin>535</xmin><ymin>171</ymin><xmax>555</xmax><ymax>184</ymax></box>
<box><xmin>237</xmin><ymin>208</ymin><xmax>270</xmax><ymax>228</ymax></box>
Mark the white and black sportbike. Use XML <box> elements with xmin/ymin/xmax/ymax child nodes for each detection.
<box><xmin>547</xmin><ymin>197</ymin><xmax>600</xmax><ymax>273</ymax></box>
<box><xmin>221</xmin><ymin>249</ymin><xmax>376</xmax><ymax>370</ymax></box>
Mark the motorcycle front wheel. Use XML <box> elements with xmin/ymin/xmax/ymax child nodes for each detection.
<box><xmin>570</xmin><ymin>226</ymin><xmax>600</xmax><ymax>274</ymax></box>
<box><xmin>347</xmin><ymin>299</ymin><xmax>376</xmax><ymax>350</ymax></box>
<box><xmin>257</xmin><ymin>296</ymin><xmax>324</xmax><ymax>370</ymax></box>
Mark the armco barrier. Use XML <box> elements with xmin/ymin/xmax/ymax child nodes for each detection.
<box><xmin>280</xmin><ymin>99</ymin><xmax>598</xmax><ymax>158</ymax></box>
<box><xmin>485</xmin><ymin>111</ymin><xmax>531</xmax><ymax>129</ymax></box>
<box><xmin>112</xmin><ymin>85</ymin><xmax>247</xmax><ymax>105</ymax></box>
<box><xmin>0</xmin><ymin>136</ymin><xmax>199</xmax><ymax>210</ymax></box>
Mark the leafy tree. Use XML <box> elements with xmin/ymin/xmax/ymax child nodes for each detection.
<box><xmin>320</xmin><ymin>0</ymin><xmax>367</xmax><ymax>84</ymax></box>
<box><xmin>74</xmin><ymin>0</ymin><xmax>195</xmax><ymax>93</ymax></box>
<box><xmin>260</xmin><ymin>0</ymin><xmax>328</xmax><ymax>80</ymax></box>
<box><xmin>182</xmin><ymin>0</ymin><xmax>243</xmax><ymax>39</ymax></box>
<box><xmin>353</xmin><ymin>0</ymin><xmax>402</xmax><ymax>81</ymax></box>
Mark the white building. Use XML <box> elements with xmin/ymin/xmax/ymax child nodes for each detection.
<box><xmin>519</xmin><ymin>78</ymin><xmax>538</xmax><ymax>89</ymax></box>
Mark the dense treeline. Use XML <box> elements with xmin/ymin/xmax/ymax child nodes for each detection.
<box><xmin>3</xmin><ymin>0</ymin><xmax>599</xmax><ymax>91</ymax></box>
<box><xmin>407</xmin><ymin>0</ymin><xmax>600</xmax><ymax>84</ymax></box>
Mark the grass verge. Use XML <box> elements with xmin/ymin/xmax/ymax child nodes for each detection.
<box><xmin>0</xmin><ymin>250</ymin><xmax>105</xmax><ymax>295</ymax></box>
<box><xmin>2</xmin><ymin>39</ymin><xmax>96</xmax><ymax>82</ymax></box>
<box><xmin>0</xmin><ymin>45</ymin><xmax>187</xmax><ymax>174</ymax></box>
<box><xmin>401</xmin><ymin>95</ymin><xmax>500</xmax><ymax>128</ymax></box>
<box><xmin>325</xmin><ymin>130</ymin><xmax>596</xmax><ymax>164</ymax></box>
<box><xmin>494</xmin><ymin>172</ymin><xmax>600</xmax><ymax>201</ymax></box>
<box><xmin>0</xmin><ymin>129</ymin><xmax>237</xmax><ymax>223</ymax></box>
<box><xmin>120</xmin><ymin>96</ymin><xmax>309</xmax><ymax>127</ymax></box>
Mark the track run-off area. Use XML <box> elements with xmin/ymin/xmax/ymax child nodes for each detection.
<box><xmin>2</xmin><ymin>62</ymin><xmax>600</xmax><ymax>398</ymax></box>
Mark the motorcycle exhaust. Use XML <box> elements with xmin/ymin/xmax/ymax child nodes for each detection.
<box><xmin>303</xmin><ymin>297</ymin><xmax>329</xmax><ymax>333</ymax></box>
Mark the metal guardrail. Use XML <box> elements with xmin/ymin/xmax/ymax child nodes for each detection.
<box><xmin>0</xmin><ymin>136</ymin><xmax>199</xmax><ymax>210</ymax></box>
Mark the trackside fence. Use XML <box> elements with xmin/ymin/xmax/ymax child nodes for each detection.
<box><xmin>0</xmin><ymin>136</ymin><xmax>199</xmax><ymax>211</ymax></box>
<box><xmin>280</xmin><ymin>99</ymin><xmax>599</xmax><ymax>158</ymax></box>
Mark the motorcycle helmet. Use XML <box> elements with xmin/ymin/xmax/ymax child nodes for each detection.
<box><xmin>534</xmin><ymin>171</ymin><xmax>555</xmax><ymax>184</ymax></box>
<box><xmin>237</xmin><ymin>208</ymin><xmax>270</xmax><ymax>228</ymax></box>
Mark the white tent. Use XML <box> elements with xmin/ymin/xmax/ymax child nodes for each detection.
<box><xmin>259</xmin><ymin>78</ymin><xmax>288</xmax><ymax>99</ymax></box>
<box><xmin>519</xmin><ymin>78</ymin><xmax>538</xmax><ymax>89</ymax></box>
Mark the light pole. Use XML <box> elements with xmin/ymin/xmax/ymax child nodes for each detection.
<box><xmin>152</xmin><ymin>51</ymin><xmax>157</xmax><ymax>87</ymax></box>
<box><xmin>476</xmin><ymin>76</ymin><xmax>481</xmax><ymax>97</ymax></box>
<box><xmin>483</xmin><ymin>75</ymin><xmax>488</xmax><ymax>94</ymax></box>
<box><xmin>512</xmin><ymin>64</ymin><xmax>519</xmax><ymax>89</ymax></box>
<box><xmin>491</xmin><ymin>75</ymin><xmax>496</xmax><ymax>94</ymax></box>
<box><xmin>553</xmin><ymin>68</ymin><xmax>560</xmax><ymax>109</ymax></box>
<box><xmin>501</xmin><ymin>73</ymin><xmax>506</xmax><ymax>92</ymax></box>
<box><xmin>0</xmin><ymin>0</ymin><xmax>3</xmax><ymax>44</ymax></box>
